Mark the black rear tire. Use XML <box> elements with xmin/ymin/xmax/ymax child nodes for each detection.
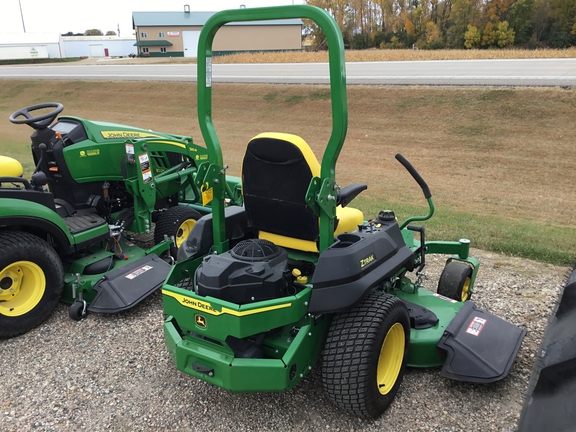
<box><xmin>154</xmin><ymin>206</ymin><xmax>202</xmax><ymax>259</ymax></box>
<box><xmin>437</xmin><ymin>261</ymin><xmax>473</xmax><ymax>302</ymax></box>
<box><xmin>322</xmin><ymin>292</ymin><xmax>410</xmax><ymax>418</ymax></box>
<box><xmin>0</xmin><ymin>232</ymin><xmax>64</xmax><ymax>338</ymax></box>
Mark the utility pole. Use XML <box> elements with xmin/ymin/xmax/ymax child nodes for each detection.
<box><xmin>19</xmin><ymin>0</ymin><xmax>26</xmax><ymax>32</ymax></box>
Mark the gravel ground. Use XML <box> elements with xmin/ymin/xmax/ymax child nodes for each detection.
<box><xmin>1</xmin><ymin>248</ymin><xmax>570</xmax><ymax>432</ymax></box>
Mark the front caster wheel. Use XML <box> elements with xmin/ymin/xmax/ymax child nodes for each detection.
<box><xmin>437</xmin><ymin>261</ymin><xmax>473</xmax><ymax>302</ymax></box>
<box><xmin>69</xmin><ymin>300</ymin><xmax>87</xmax><ymax>321</ymax></box>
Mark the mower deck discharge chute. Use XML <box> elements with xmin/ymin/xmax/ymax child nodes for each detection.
<box><xmin>161</xmin><ymin>5</ymin><xmax>526</xmax><ymax>418</ymax></box>
<box><xmin>0</xmin><ymin>102</ymin><xmax>242</xmax><ymax>338</ymax></box>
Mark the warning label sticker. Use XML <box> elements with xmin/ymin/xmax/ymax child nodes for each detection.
<box><xmin>125</xmin><ymin>265</ymin><xmax>153</xmax><ymax>280</ymax></box>
<box><xmin>433</xmin><ymin>293</ymin><xmax>458</xmax><ymax>303</ymax></box>
<box><xmin>466</xmin><ymin>316</ymin><xmax>487</xmax><ymax>336</ymax></box>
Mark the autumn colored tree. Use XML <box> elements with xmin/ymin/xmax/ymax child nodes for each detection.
<box><xmin>496</xmin><ymin>21</ymin><xmax>516</xmax><ymax>45</ymax></box>
<box><xmin>304</xmin><ymin>0</ymin><xmax>351</xmax><ymax>48</ymax></box>
<box><xmin>304</xmin><ymin>0</ymin><xmax>574</xmax><ymax>49</ymax></box>
<box><xmin>482</xmin><ymin>21</ymin><xmax>498</xmax><ymax>45</ymax></box>
<box><xmin>447</xmin><ymin>0</ymin><xmax>481</xmax><ymax>47</ymax></box>
<box><xmin>464</xmin><ymin>24</ymin><xmax>481</xmax><ymax>47</ymax></box>
<box><xmin>425</xmin><ymin>20</ymin><xmax>442</xmax><ymax>43</ymax></box>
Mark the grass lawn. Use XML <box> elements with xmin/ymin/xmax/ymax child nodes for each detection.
<box><xmin>1</xmin><ymin>79</ymin><xmax>575</xmax><ymax>265</ymax></box>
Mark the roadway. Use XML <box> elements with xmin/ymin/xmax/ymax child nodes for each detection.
<box><xmin>1</xmin><ymin>58</ymin><xmax>575</xmax><ymax>86</ymax></box>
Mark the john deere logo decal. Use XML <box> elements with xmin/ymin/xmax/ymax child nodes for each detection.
<box><xmin>195</xmin><ymin>314</ymin><xmax>207</xmax><ymax>328</ymax></box>
<box><xmin>100</xmin><ymin>131</ymin><xmax>162</xmax><ymax>139</ymax></box>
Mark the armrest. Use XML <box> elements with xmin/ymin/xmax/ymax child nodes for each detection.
<box><xmin>337</xmin><ymin>183</ymin><xmax>367</xmax><ymax>208</ymax></box>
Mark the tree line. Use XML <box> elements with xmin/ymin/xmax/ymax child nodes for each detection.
<box><xmin>61</xmin><ymin>30</ymin><xmax>117</xmax><ymax>36</ymax></box>
<box><xmin>304</xmin><ymin>0</ymin><xmax>576</xmax><ymax>49</ymax></box>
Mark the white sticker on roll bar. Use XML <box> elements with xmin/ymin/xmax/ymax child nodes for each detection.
<box><xmin>206</xmin><ymin>57</ymin><xmax>212</xmax><ymax>87</ymax></box>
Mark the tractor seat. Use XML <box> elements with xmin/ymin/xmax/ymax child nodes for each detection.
<box><xmin>242</xmin><ymin>133</ymin><xmax>365</xmax><ymax>253</ymax></box>
<box><xmin>0</xmin><ymin>156</ymin><xmax>24</xmax><ymax>177</ymax></box>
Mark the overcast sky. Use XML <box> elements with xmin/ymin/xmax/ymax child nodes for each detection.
<box><xmin>2</xmin><ymin>0</ymin><xmax>305</xmax><ymax>36</ymax></box>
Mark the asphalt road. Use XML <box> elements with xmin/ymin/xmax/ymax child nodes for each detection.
<box><xmin>1</xmin><ymin>58</ymin><xmax>575</xmax><ymax>86</ymax></box>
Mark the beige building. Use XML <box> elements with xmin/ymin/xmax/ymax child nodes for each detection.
<box><xmin>132</xmin><ymin>7</ymin><xmax>303</xmax><ymax>57</ymax></box>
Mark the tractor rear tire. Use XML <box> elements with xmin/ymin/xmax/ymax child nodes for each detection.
<box><xmin>322</xmin><ymin>291</ymin><xmax>410</xmax><ymax>419</ymax></box>
<box><xmin>0</xmin><ymin>232</ymin><xmax>64</xmax><ymax>338</ymax></box>
<box><xmin>154</xmin><ymin>206</ymin><xmax>202</xmax><ymax>259</ymax></box>
<box><xmin>437</xmin><ymin>261</ymin><xmax>473</xmax><ymax>302</ymax></box>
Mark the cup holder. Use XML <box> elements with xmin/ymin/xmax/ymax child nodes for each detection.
<box><xmin>332</xmin><ymin>233</ymin><xmax>362</xmax><ymax>248</ymax></box>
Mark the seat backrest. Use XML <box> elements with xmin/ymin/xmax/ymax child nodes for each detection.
<box><xmin>242</xmin><ymin>133</ymin><xmax>320</xmax><ymax>241</ymax></box>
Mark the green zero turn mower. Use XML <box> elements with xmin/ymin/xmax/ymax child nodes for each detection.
<box><xmin>161</xmin><ymin>5</ymin><xmax>527</xmax><ymax>419</ymax></box>
<box><xmin>0</xmin><ymin>102</ymin><xmax>242</xmax><ymax>338</ymax></box>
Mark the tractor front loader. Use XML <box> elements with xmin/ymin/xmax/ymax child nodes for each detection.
<box><xmin>0</xmin><ymin>102</ymin><xmax>242</xmax><ymax>338</ymax></box>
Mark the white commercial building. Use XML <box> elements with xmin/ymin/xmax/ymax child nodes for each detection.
<box><xmin>63</xmin><ymin>36</ymin><xmax>137</xmax><ymax>58</ymax></box>
<box><xmin>0</xmin><ymin>33</ymin><xmax>65</xmax><ymax>60</ymax></box>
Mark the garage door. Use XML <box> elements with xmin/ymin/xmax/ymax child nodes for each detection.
<box><xmin>182</xmin><ymin>31</ymin><xmax>200</xmax><ymax>58</ymax></box>
<box><xmin>89</xmin><ymin>44</ymin><xmax>105</xmax><ymax>57</ymax></box>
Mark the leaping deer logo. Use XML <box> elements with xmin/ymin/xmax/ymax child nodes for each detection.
<box><xmin>195</xmin><ymin>314</ymin><xmax>207</xmax><ymax>328</ymax></box>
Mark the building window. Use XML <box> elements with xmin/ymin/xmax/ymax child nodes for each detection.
<box><xmin>159</xmin><ymin>32</ymin><xmax>165</xmax><ymax>37</ymax></box>
<box><xmin>160</xmin><ymin>47</ymin><xmax>167</xmax><ymax>53</ymax></box>
<box><xmin>142</xmin><ymin>47</ymin><xmax>149</xmax><ymax>53</ymax></box>
<box><xmin>141</xmin><ymin>32</ymin><xmax>147</xmax><ymax>38</ymax></box>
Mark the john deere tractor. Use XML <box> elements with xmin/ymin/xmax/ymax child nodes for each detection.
<box><xmin>0</xmin><ymin>102</ymin><xmax>242</xmax><ymax>338</ymax></box>
<box><xmin>161</xmin><ymin>5</ymin><xmax>526</xmax><ymax>418</ymax></box>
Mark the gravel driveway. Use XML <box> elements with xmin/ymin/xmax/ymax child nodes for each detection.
<box><xmin>1</xmin><ymin>248</ymin><xmax>569</xmax><ymax>431</ymax></box>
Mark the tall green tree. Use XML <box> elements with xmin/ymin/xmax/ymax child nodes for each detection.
<box><xmin>548</xmin><ymin>0</ymin><xmax>576</xmax><ymax>46</ymax></box>
<box><xmin>509</xmin><ymin>0</ymin><xmax>536</xmax><ymax>44</ymax></box>
<box><xmin>532</xmin><ymin>0</ymin><xmax>552</xmax><ymax>42</ymax></box>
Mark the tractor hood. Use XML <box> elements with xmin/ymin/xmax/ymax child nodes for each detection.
<box><xmin>55</xmin><ymin>115</ymin><xmax>190</xmax><ymax>145</ymax></box>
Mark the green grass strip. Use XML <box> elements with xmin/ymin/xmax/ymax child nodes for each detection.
<box><xmin>356</xmin><ymin>197</ymin><xmax>576</xmax><ymax>267</ymax></box>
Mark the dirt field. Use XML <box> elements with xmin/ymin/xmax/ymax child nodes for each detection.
<box><xmin>1</xmin><ymin>80</ymin><xmax>575</xmax><ymax>264</ymax></box>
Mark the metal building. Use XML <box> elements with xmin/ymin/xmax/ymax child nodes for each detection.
<box><xmin>0</xmin><ymin>33</ymin><xmax>65</xmax><ymax>60</ymax></box>
<box><xmin>63</xmin><ymin>36</ymin><xmax>137</xmax><ymax>58</ymax></box>
<box><xmin>132</xmin><ymin>8</ymin><xmax>302</xmax><ymax>57</ymax></box>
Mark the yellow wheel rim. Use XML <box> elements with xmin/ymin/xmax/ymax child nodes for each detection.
<box><xmin>461</xmin><ymin>277</ymin><xmax>471</xmax><ymax>302</ymax></box>
<box><xmin>175</xmin><ymin>218</ymin><xmax>197</xmax><ymax>248</ymax></box>
<box><xmin>376</xmin><ymin>322</ymin><xmax>405</xmax><ymax>395</ymax></box>
<box><xmin>0</xmin><ymin>261</ymin><xmax>45</xmax><ymax>317</ymax></box>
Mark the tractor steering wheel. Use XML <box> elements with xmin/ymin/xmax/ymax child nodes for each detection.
<box><xmin>9</xmin><ymin>102</ymin><xmax>64</xmax><ymax>130</ymax></box>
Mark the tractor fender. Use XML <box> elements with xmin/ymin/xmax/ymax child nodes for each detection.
<box><xmin>309</xmin><ymin>222</ymin><xmax>415</xmax><ymax>314</ymax></box>
<box><xmin>0</xmin><ymin>199</ymin><xmax>73</xmax><ymax>252</ymax></box>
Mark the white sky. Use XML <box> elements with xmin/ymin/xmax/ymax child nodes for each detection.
<box><xmin>2</xmin><ymin>0</ymin><xmax>306</xmax><ymax>36</ymax></box>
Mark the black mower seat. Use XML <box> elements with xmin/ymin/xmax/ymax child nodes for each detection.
<box><xmin>242</xmin><ymin>132</ymin><xmax>364</xmax><ymax>253</ymax></box>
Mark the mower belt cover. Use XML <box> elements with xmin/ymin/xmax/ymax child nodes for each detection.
<box><xmin>518</xmin><ymin>268</ymin><xmax>576</xmax><ymax>432</ymax></box>
<box><xmin>88</xmin><ymin>255</ymin><xmax>171</xmax><ymax>313</ymax></box>
<box><xmin>437</xmin><ymin>301</ymin><xmax>526</xmax><ymax>383</ymax></box>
